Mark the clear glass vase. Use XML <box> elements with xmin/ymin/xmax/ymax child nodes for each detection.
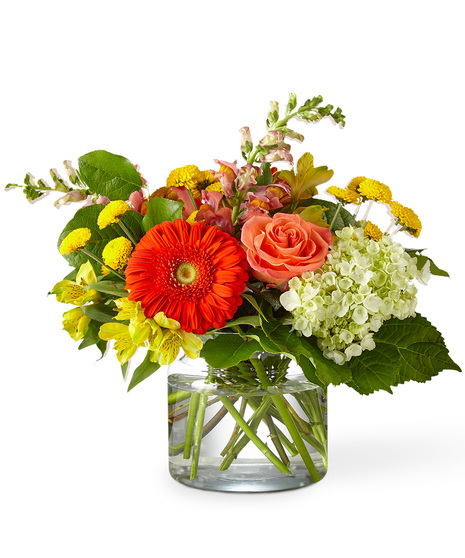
<box><xmin>167</xmin><ymin>352</ymin><xmax>328</xmax><ymax>493</ymax></box>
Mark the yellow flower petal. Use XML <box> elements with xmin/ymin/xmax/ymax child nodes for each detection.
<box><xmin>97</xmin><ymin>201</ymin><xmax>131</xmax><ymax>229</ymax></box>
<box><xmin>154</xmin><ymin>312</ymin><xmax>181</xmax><ymax>330</ymax></box>
<box><xmin>62</xmin><ymin>308</ymin><xmax>91</xmax><ymax>341</ymax></box>
<box><xmin>102</xmin><ymin>237</ymin><xmax>133</xmax><ymax>270</ymax></box>
<box><xmin>59</xmin><ymin>228</ymin><xmax>91</xmax><ymax>255</ymax></box>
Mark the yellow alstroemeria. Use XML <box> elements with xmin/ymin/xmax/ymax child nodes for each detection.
<box><xmin>279</xmin><ymin>152</ymin><xmax>334</xmax><ymax>207</ymax></box>
<box><xmin>99</xmin><ymin>298</ymin><xmax>163</xmax><ymax>364</ymax></box>
<box><xmin>50</xmin><ymin>261</ymin><xmax>99</xmax><ymax>306</ymax></box>
<box><xmin>62</xmin><ymin>307</ymin><xmax>91</xmax><ymax>341</ymax></box>
<box><xmin>98</xmin><ymin>323</ymin><xmax>138</xmax><ymax>364</ymax></box>
<box><xmin>149</xmin><ymin>312</ymin><xmax>203</xmax><ymax>365</ymax></box>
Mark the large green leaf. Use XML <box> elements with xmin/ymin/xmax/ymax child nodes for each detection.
<box><xmin>142</xmin><ymin>198</ymin><xmax>184</xmax><ymax>233</ymax></box>
<box><xmin>57</xmin><ymin>204</ymin><xmax>144</xmax><ymax>272</ymax></box>
<box><xmin>200</xmin><ymin>335</ymin><xmax>262</xmax><ymax>368</ymax></box>
<box><xmin>78</xmin><ymin>150</ymin><xmax>142</xmax><ymax>200</ymax></box>
<box><xmin>128</xmin><ymin>352</ymin><xmax>161</xmax><ymax>391</ymax></box>
<box><xmin>347</xmin><ymin>314</ymin><xmax>461</xmax><ymax>395</ymax></box>
<box><xmin>346</xmin><ymin>344</ymin><xmax>401</xmax><ymax>395</ymax></box>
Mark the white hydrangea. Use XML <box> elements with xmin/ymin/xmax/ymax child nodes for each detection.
<box><xmin>280</xmin><ymin>226</ymin><xmax>428</xmax><ymax>365</ymax></box>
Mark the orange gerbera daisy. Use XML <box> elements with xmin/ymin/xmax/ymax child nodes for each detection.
<box><xmin>125</xmin><ymin>220</ymin><xmax>249</xmax><ymax>334</ymax></box>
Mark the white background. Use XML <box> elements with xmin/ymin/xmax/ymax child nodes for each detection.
<box><xmin>1</xmin><ymin>1</ymin><xmax>464</xmax><ymax>557</ymax></box>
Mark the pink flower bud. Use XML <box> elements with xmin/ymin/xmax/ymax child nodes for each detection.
<box><xmin>261</xmin><ymin>149</ymin><xmax>293</xmax><ymax>164</ymax></box>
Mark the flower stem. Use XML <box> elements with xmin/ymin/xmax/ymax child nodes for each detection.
<box><xmin>220</xmin><ymin>396</ymin><xmax>248</xmax><ymax>457</ymax></box>
<box><xmin>80</xmin><ymin>248</ymin><xmax>126</xmax><ymax>281</ymax></box>
<box><xmin>329</xmin><ymin>203</ymin><xmax>342</xmax><ymax>232</ymax></box>
<box><xmin>190</xmin><ymin>393</ymin><xmax>208</xmax><ymax>480</ymax></box>
<box><xmin>270</xmin><ymin>394</ymin><xmax>320</xmax><ymax>482</ymax></box>
<box><xmin>218</xmin><ymin>396</ymin><xmax>292</xmax><ymax>475</ymax></box>
<box><xmin>219</xmin><ymin>397</ymin><xmax>272</xmax><ymax>469</ymax></box>
<box><xmin>117</xmin><ymin>220</ymin><xmax>138</xmax><ymax>245</ymax></box>
<box><xmin>264</xmin><ymin>413</ymin><xmax>290</xmax><ymax>467</ymax></box>
<box><xmin>361</xmin><ymin>199</ymin><xmax>374</xmax><ymax>222</ymax></box>
<box><xmin>183</xmin><ymin>392</ymin><xmax>200</xmax><ymax>459</ymax></box>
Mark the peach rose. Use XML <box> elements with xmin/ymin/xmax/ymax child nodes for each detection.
<box><xmin>241</xmin><ymin>212</ymin><xmax>332</xmax><ymax>285</ymax></box>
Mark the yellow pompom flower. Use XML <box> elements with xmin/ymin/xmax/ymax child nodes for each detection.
<box><xmin>358</xmin><ymin>179</ymin><xmax>392</xmax><ymax>203</ymax></box>
<box><xmin>389</xmin><ymin>201</ymin><xmax>422</xmax><ymax>237</ymax></box>
<box><xmin>346</xmin><ymin>176</ymin><xmax>367</xmax><ymax>193</ymax></box>
<box><xmin>167</xmin><ymin>165</ymin><xmax>203</xmax><ymax>198</ymax></box>
<box><xmin>102</xmin><ymin>237</ymin><xmax>133</xmax><ymax>270</ymax></box>
<box><xmin>361</xmin><ymin>220</ymin><xmax>383</xmax><ymax>242</ymax></box>
<box><xmin>326</xmin><ymin>185</ymin><xmax>361</xmax><ymax>205</ymax></box>
<box><xmin>97</xmin><ymin>200</ymin><xmax>131</xmax><ymax>229</ymax></box>
<box><xmin>205</xmin><ymin>181</ymin><xmax>223</xmax><ymax>194</ymax></box>
<box><xmin>59</xmin><ymin>228</ymin><xmax>92</xmax><ymax>255</ymax></box>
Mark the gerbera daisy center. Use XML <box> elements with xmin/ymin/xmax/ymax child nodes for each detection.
<box><xmin>175</xmin><ymin>262</ymin><xmax>198</xmax><ymax>285</ymax></box>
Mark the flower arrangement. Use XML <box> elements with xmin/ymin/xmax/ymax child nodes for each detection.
<box><xmin>7</xmin><ymin>93</ymin><xmax>461</xmax><ymax>490</ymax></box>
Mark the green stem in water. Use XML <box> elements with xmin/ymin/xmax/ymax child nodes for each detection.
<box><xmin>218</xmin><ymin>396</ymin><xmax>292</xmax><ymax>475</ymax></box>
<box><xmin>270</xmin><ymin>395</ymin><xmax>320</xmax><ymax>482</ymax></box>
<box><xmin>168</xmin><ymin>389</ymin><xmax>192</xmax><ymax>407</ymax></box>
<box><xmin>220</xmin><ymin>396</ymin><xmax>248</xmax><ymax>457</ymax></box>
<box><xmin>190</xmin><ymin>393</ymin><xmax>208</xmax><ymax>480</ymax></box>
<box><xmin>220</xmin><ymin>397</ymin><xmax>272</xmax><ymax>469</ymax></box>
<box><xmin>183</xmin><ymin>392</ymin><xmax>200</xmax><ymax>459</ymax></box>
<box><xmin>264</xmin><ymin>413</ymin><xmax>290</xmax><ymax>467</ymax></box>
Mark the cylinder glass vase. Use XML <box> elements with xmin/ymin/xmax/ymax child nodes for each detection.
<box><xmin>167</xmin><ymin>352</ymin><xmax>328</xmax><ymax>493</ymax></box>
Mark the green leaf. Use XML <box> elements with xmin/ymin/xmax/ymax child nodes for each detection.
<box><xmin>200</xmin><ymin>335</ymin><xmax>262</xmax><ymax>368</ymax></box>
<box><xmin>142</xmin><ymin>198</ymin><xmax>183</xmax><ymax>233</ymax></box>
<box><xmin>347</xmin><ymin>314</ymin><xmax>461</xmax><ymax>395</ymax></box>
<box><xmin>406</xmin><ymin>249</ymin><xmax>450</xmax><ymax>277</ymax></box>
<box><xmin>78</xmin><ymin>321</ymin><xmax>107</xmax><ymax>358</ymax></box>
<box><xmin>238</xmin><ymin>329</ymin><xmax>282</xmax><ymax>354</ymax></box>
<box><xmin>86</xmin><ymin>281</ymin><xmax>128</xmax><ymax>297</ymax></box>
<box><xmin>81</xmin><ymin>303</ymin><xmax>117</xmax><ymax>323</ymax></box>
<box><xmin>57</xmin><ymin>204</ymin><xmax>144</xmax><ymax>272</ymax></box>
<box><xmin>346</xmin><ymin>344</ymin><xmax>401</xmax><ymax>395</ymax></box>
<box><xmin>299</xmin><ymin>197</ymin><xmax>357</xmax><ymax>230</ymax></box>
<box><xmin>256</xmin><ymin>163</ymin><xmax>273</xmax><ymax>186</ymax></box>
<box><xmin>128</xmin><ymin>352</ymin><xmax>161</xmax><ymax>391</ymax></box>
<box><xmin>77</xmin><ymin>150</ymin><xmax>142</xmax><ymax>200</ymax></box>
<box><xmin>260</xmin><ymin>319</ymin><xmax>351</xmax><ymax>388</ymax></box>
<box><xmin>214</xmin><ymin>315</ymin><xmax>261</xmax><ymax>330</ymax></box>
<box><xmin>241</xmin><ymin>293</ymin><xmax>268</xmax><ymax>321</ymax></box>
<box><xmin>121</xmin><ymin>362</ymin><xmax>129</xmax><ymax>380</ymax></box>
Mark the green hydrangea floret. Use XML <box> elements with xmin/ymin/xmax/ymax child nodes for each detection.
<box><xmin>280</xmin><ymin>226</ymin><xmax>430</xmax><ymax>365</ymax></box>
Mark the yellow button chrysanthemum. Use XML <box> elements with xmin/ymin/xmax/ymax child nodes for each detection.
<box><xmin>346</xmin><ymin>176</ymin><xmax>367</xmax><ymax>193</ymax></box>
<box><xmin>102</xmin><ymin>237</ymin><xmax>133</xmax><ymax>270</ymax></box>
<box><xmin>358</xmin><ymin>179</ymin><xmax>392</xmax><ymax>203</ymax></box>
<box><xmin>326</xmin><ymin>185</ymin><xmax>361</xmax><ymax>205</ymax></box>
<box><xmin>389</xmin><ymin>201</ymin><xmax>422</xmax><ymax>238</ymax></box>
<box><xmin>166</xmin><ymin>165</ymin><xmax>203</xmax><ymax>199</ymax></box>
<box><xmin>59</xmin><ymin>228</ymin><xmax>92</xmax><ymax>254</ymax></box>
<box><xmin>97</xmin><ymin>200</ymin><xmax>131</xmax><ymax>229</ymax></box>
<box><xmin>362</xmin><ymin>220</ymin><xmax>383</xmax><ymax>242</ymax></box>
<box><xmin>204</xmin><ymin>181</ymin><xmax>223</xmax><ymax>194</ymax></box>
